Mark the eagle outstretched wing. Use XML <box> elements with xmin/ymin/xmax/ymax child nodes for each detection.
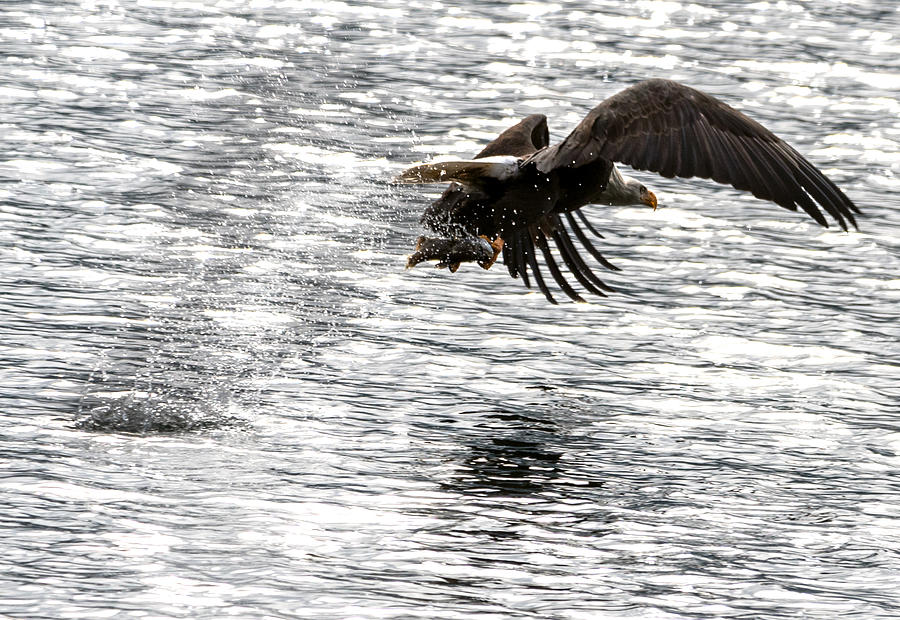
<box><xmin>531</xmin><ymin>79</ymin><xmax>859</xmax><ymax>230</ymax></box>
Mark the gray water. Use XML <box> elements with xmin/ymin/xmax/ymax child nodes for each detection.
<box><xmin>2</xmin><ymin>1</ymin><xmax>900</xmax><ymax>618</ymax></box>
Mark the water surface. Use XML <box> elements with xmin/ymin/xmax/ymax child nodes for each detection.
<box><xmin>2</xmin><ymin>1</ymin><xmax>900</xmax><ymax>618</ymax></box>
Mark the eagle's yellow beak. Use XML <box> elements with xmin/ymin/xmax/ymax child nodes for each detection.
<box><xmin>642</xmin><ymin>190</ymin><xmax>658</xmax><ymax>211</ymax></box>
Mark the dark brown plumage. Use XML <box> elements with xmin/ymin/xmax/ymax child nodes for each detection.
<box><xmin>399</xmin><ymin>79</ymin><xmax>860</xmax><ymax>304</ymax></box>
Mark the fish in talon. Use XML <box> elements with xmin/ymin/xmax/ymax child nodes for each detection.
<box><xmin>406</xmin><ymin>235</ymin><xmax>495</xmax><ymax>271</ymax></box>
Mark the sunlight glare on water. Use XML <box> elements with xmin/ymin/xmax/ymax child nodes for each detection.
<box><xmin>1</xmin><ymin>0</ymin><xmax>900</xmax><ymax>618</ymax></box>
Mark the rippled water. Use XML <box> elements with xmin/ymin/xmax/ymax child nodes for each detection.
<box><xmin>2</xmin><ymin>1</ymin><xmax>900</xmax><ymax>617</ymax></box>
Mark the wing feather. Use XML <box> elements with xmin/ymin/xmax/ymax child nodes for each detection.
<box><xmin>719</xmin><ymin>131</ymin><xmax>760</xmax><ymax>194</ymax></box>
<box><xmin>394</xmin><ymin>157</ymin><xmax>518</xmax><ymax>185</ymax></box>
<box><xmin>502</xmin><ymin>242</ymin><xmax>517</xmax><ymax>280</ymax></box>
<box><xmin>565</xmin><ymin>213</ymin><xmax>620</xmax><ymax>272</ymax></box>
<box><xmin>504</xmin><ymin>230</ymin><xmax>532</xmax><ymax>288</ymax></box>
<box><xmin>575</xmin><ymin>209</ymin><xmax>605</xmax><ymax>239</ymax></box>
<box><xmin>522</xmin><ymin>230</ymin><xmax>557</xmax><ymax>304</ymax></box>
<box><xmin>515</xmin><ymin>235</ymin><xmax>532</xmax><ymax>289</ymax></box>
<box><xmin>678</xmin><ymin>123</ymin><xmax>698</xmax><ymax>179</ymax></box>
<box><xmin>637</xmin><ymin>132</ymin><xmax>662</xmax><ymax>171</ymax></box>
<box><xmin>758</xmin><ymin>140</ymin><xmax>829</xmax><ymax>225</ymax></box>
<box><xmin>689</xmin><ymin>116</ymin><xmax>715</xmax><ymax>179</ymax></box>
<box><xmin>551</xmin><ymin>225</ymin><xmax>611</xmax><ymax>296</ymax></box>
<box><xmin>658</xmin><ymin>129</ymin><xmax>680</xmax><ymax>179</ymax></box>
<box><xmin>475</xmin><ymin>114</ymin><xmax>550</xmax><ymax>158</ymax></box>
<box><xmin>534</xmin><ymin>230</ymin><xmax>585</xmax><ymax>303</ymax></box>
<box><xmin>781</xmin><ymin>142</ymin><xmax>859</xmax><ymax>229</ymax></box>
<box><xmin>702</xmin><ymin>120</ymin><xmax>740</xmax><ymax>187</ymax></box>
<box><xmin>743</xmin><ymin>137</ymin><xmax>794</xmax><ymax>206</ymax></box>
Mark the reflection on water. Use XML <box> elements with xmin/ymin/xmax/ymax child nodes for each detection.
<box><xmin>2</xmin><ymin>0</ymin><xmax>900</xmax><ymax>618</ymax></box>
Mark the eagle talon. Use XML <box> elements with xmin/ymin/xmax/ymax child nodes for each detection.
<box><xmin>477</xmin><ymin>235</ymin><xmax>504</xmax><ymax>270</ymax></box>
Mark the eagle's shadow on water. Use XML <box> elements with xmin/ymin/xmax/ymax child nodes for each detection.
<box><xmin>451</xmin><ymin>417</ymin><xmax>566</xmax><ymax>500</ymax></box>
<box><xmin>435</xmin><ymin>393</ymin><xmax>610</xmax><ymax>508</ymax></box>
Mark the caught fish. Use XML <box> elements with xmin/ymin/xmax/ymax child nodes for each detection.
<box><xmin>406</xmin><ymin>235</ymin><xmax>503</xmax><ymax>273</ymax></box>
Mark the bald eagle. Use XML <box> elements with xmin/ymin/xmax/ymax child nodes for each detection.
<box><xmin>396</xmin><ymin>79</ymin><xmax>859</xmax><ymax>304</ymax></box>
